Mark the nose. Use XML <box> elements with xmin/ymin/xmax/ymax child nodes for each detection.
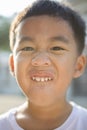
<box><xmin>31</xmin><ymin>52</ymin><xmax>51</xmax><ymax>66</ymax></box>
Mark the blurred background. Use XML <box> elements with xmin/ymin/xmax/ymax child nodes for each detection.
<box><xmin>0</xmin><ymin>0</ymin><xmax>87</xmax><ymax>114</ymax></box>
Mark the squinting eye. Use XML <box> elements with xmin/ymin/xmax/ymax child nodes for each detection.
<box><xmin>22</xmin><ymin>47</ymin><xmax>34</xmax><ymax>51</ymax></box>
<box><xmin>51</xmin><ymin>46</ymin><xmax>64</xmax><ymax>51</ymax></box>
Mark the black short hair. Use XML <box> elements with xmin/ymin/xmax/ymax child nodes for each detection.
<box><xmin>10</xmin><ymin>0</ymin><xmax>86</xmax><ymax>55</ymax></box>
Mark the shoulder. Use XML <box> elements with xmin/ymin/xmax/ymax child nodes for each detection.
<box><xmin>71</xmin><ymin>102</ymin><xmax>87</xmax><ymax>124</ymax></box>
<box><xmin>0</xmin><ymin>108</ymin><xmax>17</xmax><ymax>129</ymax></box>
<box><xmin>71</xmin><ymin>102</ymin><xmax>87</xmax><ymax>115</ymax></box>
<box><xmin>0</xmin><ymin>108</ymin><xmax>16</xmax><ymax>120</ymax></box>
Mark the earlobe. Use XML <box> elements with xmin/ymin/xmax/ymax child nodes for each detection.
<box><xmin>9</xmin><ymin>54</ymin><xmax>15</xmax><ymax>76</ymax></box>
<box><xmin>73</xmin><ymin>55</ymin><xmax>86</xmax><ymax>78</ymax></box>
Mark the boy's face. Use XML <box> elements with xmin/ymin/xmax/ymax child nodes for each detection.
<box><xmin>10</xmin><ymin>16</ymin><xmax>85</xmax><ymax>106</ymax></box>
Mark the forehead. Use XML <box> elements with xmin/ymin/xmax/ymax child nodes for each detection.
<box><xmin>16</xmin><ymin>16</ymin><xmax>73</xmax><ymax>33</ymax></box>
<box><xmin>15</xmin><ymin>15</ymin><xmax>75</xmax><ymax>44</ymax></box>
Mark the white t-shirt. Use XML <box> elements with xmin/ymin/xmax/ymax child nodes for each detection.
<box><xmin>0</xmin><ymin>102</ymin><xmax>87</xmax><ymax>130</ymax></box>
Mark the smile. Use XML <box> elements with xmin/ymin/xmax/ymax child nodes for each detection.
<box><xmin>32</xmin><ymin>77</ymin><xmax>52</xmax><ymax>82</ymax></box>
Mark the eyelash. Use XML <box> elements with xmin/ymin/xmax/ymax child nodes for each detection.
<box><xmin>50</xmin><ymin>46</ymin><xmax>64</xmax><ymax>51</ymax></box>
<box><xmin>21</xmin><ymin>47</ymin><xmax>34</xmax><ymax>51</ymax></box>
<box><xmin>19</xmin><ymin>46</ymin><xmax>65</xmax><ymax>53</ymax></box>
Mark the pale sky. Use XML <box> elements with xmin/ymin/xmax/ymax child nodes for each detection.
<box><xmin>0</xmin><ymin>0</ymin><xmax>61</xmax><ymax>17</ymax></box>
<box><xmin>0</xmin><ymin>0</ymin><xmax>35</xmax><ymax>16</ymax></box>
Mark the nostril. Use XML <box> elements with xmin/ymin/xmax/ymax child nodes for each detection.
<box><xmin>31</xmin><ymin>56</ymin><xmax>51</xmax><ymax>66</ymax></box>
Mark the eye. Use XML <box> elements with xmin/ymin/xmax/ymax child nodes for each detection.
<box><xmin>21</xmin><ymin>47</ymin><xmax>34</xmax><ymax>51</ymax></box>
<box><xmin>50</xmin><ymin>46</ymin><xmax>64</xmax><ymax>51</ymax></box>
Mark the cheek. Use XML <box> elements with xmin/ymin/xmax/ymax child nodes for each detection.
<box><xmin>60</xmin><ymin>54</ymin><xmax>76</xmax><ymax>70</ymax></box>
<box><xmin>14</xmin><ymin>57</ymin><xmax>31</xmax><ymax>95</ymax></box>
<box><xmin>61</xmin><ymin>60</ymin><xmax>76</xmax><ymax>78</ymax></box>
<box><xmin>56</xmin><ymin>56</ymin><xmax>76</xmax><ymax>84</ymax></box>
<box><xmin>14</xmin><ymin>55</ymin><xmax>30</xmax><ymax>82</ymax></box>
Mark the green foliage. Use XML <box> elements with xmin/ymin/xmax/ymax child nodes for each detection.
<box><xmin>0</xmin><ymin>16</ymin><xmax>11</xmax><ymax>51</ymax></box>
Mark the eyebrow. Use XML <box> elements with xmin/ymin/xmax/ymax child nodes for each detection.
<box><xmin>18</xmin><ymin>36</ymin><xmax>34</xmax><ymax>44</ymax></box>
<box><xmin>18</xmin><ymin>35</ymin><xmax>69</xmax><ymax>45</ymax></box>
<box><xmin>50</xmin><ymin>36</ymin><xmax>69</xmax><ymax>44</ymax></box>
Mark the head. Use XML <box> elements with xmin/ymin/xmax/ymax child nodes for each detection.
<box><xmin>10</xmin><ymin>0</ymin><xmax>86</xmax><ymax>55</ymax></box>
<box><xmin>9</xmin><ymin>0</ymin><xmax>86</xmax><ymax>106</ymax></box>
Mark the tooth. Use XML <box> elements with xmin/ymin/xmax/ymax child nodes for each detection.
<box><xmin>36</xmin><ymin>77</ymin><xmax>41</xmax><ymax>82</ymax></box>
<box><xmin>33</xmin><ymin>77</ymin><xmax>35</xmax><ymax>80</ymax></box>
<box><xmin>48</xmin><ymin>78</ymin><xmax>51</xmax><ymax>80</ymax></box>
<box><xmin>45</xmin><ymin>78</ymin><xmax>48</xmax><ymax>81</ymax></box>
<box><xmin>32</xmin><ymin>77</ymin><xmax>52</xmax><ymax>82</ymax></box>
<box><xmin>41</xmin><ymin>78</ymin><xmax>45</xmax><ymax>82</ymax></box>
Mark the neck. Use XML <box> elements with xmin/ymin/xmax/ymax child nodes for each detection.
<box><xmin>25</xmin><ymin>99</ymin><xmax>72</xmax><ymax>121</ymax></box>
<box><xmin>16</xmin><ymin>100</ymin><xmax>72</xmax><ymax>129</ymax></box>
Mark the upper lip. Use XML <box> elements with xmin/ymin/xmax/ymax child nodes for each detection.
<box><xmin>29</xmin><ymin>70</ymin><xmax>54</xmax><ymax>79</ymax></box>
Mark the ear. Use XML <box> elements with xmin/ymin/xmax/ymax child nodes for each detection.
<box><xmin>73</xmin><ymin>55</ymin><xmax>86</xmax><ymax>78</ymax></box>
<box><xmin>9</xmin><ymin>54</ymin><xmax>15</xmax><ymax>76</ymax></box>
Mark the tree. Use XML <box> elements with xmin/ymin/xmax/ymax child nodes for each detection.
<box><xmin>0</xmin><ymin>16</ymin><xmax>11</xmax><ymax>51</ymax></box>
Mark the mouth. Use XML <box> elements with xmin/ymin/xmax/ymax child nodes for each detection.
<box><xmin>32</xmin><ymin>77</ymin><xmax>53</xmax><ymax>82</ymax></box>
<box><xmin>30</xmin><ymin>70</ymin><xmax>54</xmax><ymax>82</ymax></box>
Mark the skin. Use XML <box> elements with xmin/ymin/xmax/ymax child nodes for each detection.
<box><xmin>9</xmin><ymin>16</ymin><xmax>86</xmax><ymax>130</ymax></box>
